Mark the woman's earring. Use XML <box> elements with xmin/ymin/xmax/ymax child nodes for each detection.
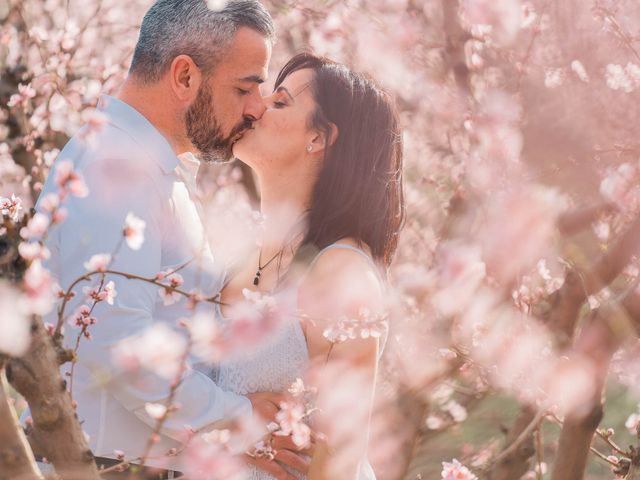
<box><xmin>306</xmin><ymin>145</ymin><xmax>313</xmax><ymax>153</ymax></box>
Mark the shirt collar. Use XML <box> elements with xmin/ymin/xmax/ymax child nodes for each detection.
<box><xmin>97</xmin><ymin>95</ymin><xmax>179</xmax><ymax>174</ymax></box>
<box><xmin>176</xmin><ymin>152</ymin><xmax>201</xmax><ymax>194</ymax></box>
<box><xmin>177</xmin><ymin>152</ymin><xmax>201</xmax><ymax>182</ymax></box>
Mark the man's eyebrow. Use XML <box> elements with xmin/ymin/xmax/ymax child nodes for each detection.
<box><xmin>275</xmin><ymin>86</ymin><xmax>294</xmax><ymax>100</ymax></box>
<box><xmin>238</xmin><ymin>75</ymin><xmax>265</xmax><ymax>84</ymax></box>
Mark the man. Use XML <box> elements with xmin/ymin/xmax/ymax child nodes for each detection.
<box><xmin>36</xmin><ymin>1</ymin><xmax>308</xmax><ymax>478</ymax></box>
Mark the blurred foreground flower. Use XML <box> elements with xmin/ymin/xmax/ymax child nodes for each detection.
<box><xmin>441</xmin><ymin>458</ymin><xmax>478</xmax><ymax>480</ymax></box>
<box><xmin>0</xmin><ymin>194</ymin><xmax>23</xmax><ymax>222</ymax></box>
<box><xmin>123</xmin><ymin>212</ymin><xmax>146</xmax><ymax>250</ymax></box>
<box><xmin>0</xmin><ymin>281</ymin><xmax>31</xmax><ymax>356</ymax></box>
<box><xmin>181</xmin><ymin>432</ymin><xmax>245</xmax><ymax>480</ymax></box>
<box><xmin>112</xmin><ymin>323</ymin><xmax>187</xmax><ymax>379</ymax></box>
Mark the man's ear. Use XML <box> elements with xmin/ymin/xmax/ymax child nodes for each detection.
<box><xmin>309</xmin><ymin>123</ymin><xmax>339</xmax><ymax>154</ymax></box>
<box><xmin>169</xmin><ymin>54</ymin><xmax>202</xmax><ymax>102</ymax></box>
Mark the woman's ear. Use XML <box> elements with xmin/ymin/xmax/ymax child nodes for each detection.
<box><xmin>169</xmin><ymin>54</ymin><xmax>202</xmax><ymax>103</ymax></box>
<box><xmin>309</xmin><ymin>123</ymin><xmax>339</xmax><ymax>154</ymax></box>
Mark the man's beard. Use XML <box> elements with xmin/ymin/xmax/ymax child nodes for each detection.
<box><xmin>185</xmin><ymin>83</ymin><xmax>251</xmax><ymax>163</ymax></box>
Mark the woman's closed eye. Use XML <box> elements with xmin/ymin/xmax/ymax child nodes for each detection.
<box><xmin>273</xmin><ymin>100</ymin><xmax>287</xmax><ymax>108</ymax></box>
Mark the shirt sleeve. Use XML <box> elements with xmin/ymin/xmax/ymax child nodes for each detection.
<box><xmin>48</xmin><ymin>154</ymin><xmax>251</xmax><ymax>442</ymax></box>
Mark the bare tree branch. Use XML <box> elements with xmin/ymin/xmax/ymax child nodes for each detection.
<box><xmin>549</xmin><ymin>307</ymin><xmax>621</xmax><ymax>480</ymax></box>
<box><xmin>556</xmin><ymin>202</ymin><xmax>616</xmax><ymax>237</ymax></box>
<box><xmin>486</xmin><ymin>214</ymin><xmax>640</xmax><ymax>478</ymax></box>
<box><xmin>441</xmin><ymin>0</ymin><xmax>471</xmax><ymax>93</ymax></box>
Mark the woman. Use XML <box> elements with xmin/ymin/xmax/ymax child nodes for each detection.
<box><xmin>213</xmin><ymin>52</ymin><xmax>404</xmax><ymax>479</ymax></box>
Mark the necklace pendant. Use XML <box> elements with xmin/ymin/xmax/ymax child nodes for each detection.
<box><xmin>253</xmin><ymin>276</ymin><xmax>260</xmax><ymax>286</ymax></box>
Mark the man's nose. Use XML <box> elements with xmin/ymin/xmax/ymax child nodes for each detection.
<box><xmin>244</xmin><ymin>94</ymin><xmax>267</xmax><ymax>121</ymax></box>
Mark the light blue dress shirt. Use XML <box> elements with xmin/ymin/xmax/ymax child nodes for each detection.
<box><xmin>34</xmin><ymin>95</ymin><xmax>251</xmax><ymax>469</ymax></box>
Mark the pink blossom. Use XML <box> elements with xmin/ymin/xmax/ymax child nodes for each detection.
<box><xmin>7</xmin><ymin>83</ymin><xmax>36</xmax><ymax>108</ymax></box>
<box><xmin>426</xmin><ymin>415</ymin><xmax>445</xmax><ymax>430</ymax></box>
<box><xmin>44</xmin><ymin>323</ymin><xmax>55</xmax><ymax>336</ymax></box>
<box><xmin>605</xmin><ymin>63</ymin><xmax>640</xmax><ymax>93</ymax></box>
<box><xmin>626</xmin><ymin>412</ymin><xmax>640</xmax><ymax>434</ymax></box>
<box><xmin>480</xmin><ymin>188</ymin><xmax>564</xmax><ymax>283</ymax></box>
<box><xmin>593</xmin><ymin>220</ymin><xmax>610</xmax><ymax>242</ymax></box>
<box><xmin>544</xmin><ymin>68</ymin><xmax>564</xmax><ymax>89</ymax></box>
<box><xmin>522</xmin><ymin>461</ymin><xmax>548</xmax><ymax>479</ymax></box>
<box><xmin>218</xmin><ymin>289</ymin><xmax>285</xmax><ymax>358</ymax></box>
<box><xmin>69</xmin><ymin>304</ymin><xmax>97</xmax><ymax>328</ymax></box>
<box><xmin>155</xmin><ymin>270</ymin><xmax>185</xmax><ymax>302</ymax></box>
<box><xmin>22</xmin><ymin>260</ymin><xmax>55</xmax><ymax>315</ymax></box>
<box><xmin>43</xmin><ymin>149</ymin><xmax>59</xmax><ymax>168</ymax></box>
<box><xmin>83</xmin><ymin>253</ymin><xmax>112</xmax><ymax>272</ymax></box>
<box><xmin>287</xmin><ymin>378</ymin><xmax>311</xmax><ymax>398</ymax></box>
<box><xmin>520</xmin><ymin>2</ymin><xmax>537</xmax><ymax>29</ymax></box>
<box><xmin>599</xmin><ymin>163</ymin><xmax>640</xmax><ymax>211</ymax></box>
<box><xmin>52</xmin><ymin>208</ymin><xmax>68</xmax><ymax>224</ymax></box>
<box><xmin>111</xmin><ymin>324</ymin><xmax>187</xmax><ymax>379</ymax></box>
<box><xmin>83</xmin><ymin>280</ymin><xmax>117</xmax><ymax>305</ymax></box>
<box><xmin>274</xmin><ymin>400</ymin><xmax>311</xmax><ymax>449</ymax></box>
<box><xmin>432</xmin><ymin>241</ymin><xmax>486</xmax><ymax>316</ymax></box>
<box><xmin>571</xmin><ymin>60</ymin><xmax>590</xmax><ymax>82</ymax></box>
<box><xmin>18</xmin><ymin>242</ymin><xmax>51</xmax><ymax>262</ymax></box>
<box><xmin>443</xmin><ymin>400</ymin><xmax>468</xmax><ymax>423</ymax></box>
<box><xmin>322</xmin><ymin>311</ymin><xmax>387</xmax><ymax>343</ymax></box>
<box><xmin>438</xmin><ymin>348</ymin><xmax>458</xmax><ymax>360</ymax></box>
<box><xmin>0</xmin><ymin>281</ymin><xmax>31</xmax><ymax>356</ymax></box>
<box><xmin>144</xmin><ymin>402</ymin><xmax>167</xmax><ymax>420</ymax></box>
<box><xmin>79</xmin><ymin>108</ymin><xmax>109</xmax><ymax>146</ymax></box>
<box><xmin>181</xmin><ymin>436</ymin><xmax>245</xmax><ymax>480</ymax></box>
<box><xmin>188</xmin><ymin>313</ymin><xmax>223</xmax><ymax>362</ymax></box>
<box><xmin>54</xmin><ymin>159</ymin><xmax>89</xmax><ymax>198</ymax></box>
<box><xmin>0</xmin><ymin>194</ymin><xmax>23</xmax><ymax>221</ymax></box>
<box><xmin>20</xmin><ymin>212</ymin><xmax>50</xmax><ymax>239</ymax></box>
<box><xmin>123</xmin><ymin>212</ymin><xmax>146</xmax><ymax>250</ymax></box>
<box><xmin>460</xmin><ymin>0</ymin><xmax>522</xmax><ymax>45</ymax></box>
<box><xmin>38</xmin><ymin>192</ymin><xmax>60</xmax><ymax>213</ymax></box>
<box><xmin>158</xmin><ymin>286</ymin><xmax>182</xmax><ymax>306</ymax></box>
<box><xmin>441</xmin><ymin>458</ymin><xmax>478</xmax><ymax>480</ymax></box>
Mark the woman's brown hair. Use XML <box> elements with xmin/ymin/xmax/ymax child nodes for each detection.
<box><xmin>275</xmin><ymin>53</ymin><xmax>405</xmax><ymax>270</ymax></box>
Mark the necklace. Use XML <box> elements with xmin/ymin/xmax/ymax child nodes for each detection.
<box><xmin>253</xmin><ymin>247</ymin><xmax>282</xmax><ymax>286</ymax></box>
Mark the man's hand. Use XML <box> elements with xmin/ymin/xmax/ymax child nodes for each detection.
<box><xmin>245</xmin><ymin>451</ymin><xmax>310</xmax><ymax>480</ymax></box>
<box><xmin>244</xmin><ymin>392</ymin><xmax>317</xmax><ymax>479</ymax></box>
<box><xmin>244</xmin><ymin>435</ymin><xmax>314</xmax><ymax>480</ymax></box>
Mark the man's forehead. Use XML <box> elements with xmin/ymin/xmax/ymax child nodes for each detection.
<box><xmin>224</xmin><ymin>27</ymin><xmax>271</xmax><ymax>79</ymax></box>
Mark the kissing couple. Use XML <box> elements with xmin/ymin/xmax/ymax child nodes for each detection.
<box><xmin>35</xmin><ymin>0</ymin><xmax>404</xmax><ymax>479</ymax></box>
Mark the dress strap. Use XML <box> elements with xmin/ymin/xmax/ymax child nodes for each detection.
<box><xmin>302</xmin><ymin>243</ymin><xmax>385</xmax><ymax>288</ymax></box>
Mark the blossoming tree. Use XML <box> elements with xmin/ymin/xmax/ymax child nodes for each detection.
<box><xmin>3</xmin><ymin>0</ymin><xmax>640</xmax><ymax>479</ymax></box>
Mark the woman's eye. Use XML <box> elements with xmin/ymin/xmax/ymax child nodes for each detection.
<box><xmin>273</xmin><ymin>101</ymin><xmax>286</xmax><ymax>108</ymax></box>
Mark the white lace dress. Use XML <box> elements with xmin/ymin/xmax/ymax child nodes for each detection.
<box><xmin>210</xmin><ymin>243</ymin><xmax>379</xmax><ymax>480</ymax></box>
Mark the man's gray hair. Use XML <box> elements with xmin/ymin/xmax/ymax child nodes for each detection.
<box><xmin>129</xmin><ymin>0</ymin><xmax>275</xmax><ymax>83</ymax></box>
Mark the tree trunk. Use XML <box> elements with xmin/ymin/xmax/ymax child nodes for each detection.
<box><xmin>0</xmin><ymin>363</ymin><xmax>43</xmax><ymax>480</ymax></box>
<box><xmin>8</xmin><ymin>319</ymin><xmax>101</xmax><ymax>480</ymax></box>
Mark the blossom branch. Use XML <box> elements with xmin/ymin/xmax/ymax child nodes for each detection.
<box><xmin>137</xmin><ymin>331</ymin><xmax>193</xmax><ymax>469</ymax></box>
<box><xmin>593</xmin><ymin>5</ymin><xmax>640</xmax><ymax>64</ymax></box>
<box><xmin>54</xmin><ymin>267</ymin><xmax>222</xmax><ymax>339</ymax></box>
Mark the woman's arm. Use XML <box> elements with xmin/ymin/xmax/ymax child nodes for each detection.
<box><xmin>297</xmin><ymin>241</ymin><xmax>384</xmax><ymax>480</ymax></box>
